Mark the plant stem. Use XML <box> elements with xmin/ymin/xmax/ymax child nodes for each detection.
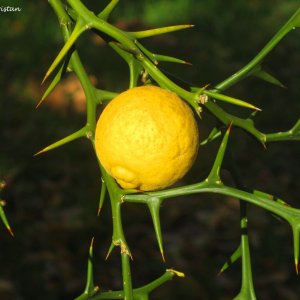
<box><xmin>121</xmin><ymin>252</ymin><xmax>133</xmax><ymax>300</ymax></box>
<box><xmin>235</xmin><ymin>203</ymin><xmax>257</xmax><ymax>300</ymax></box>
<box><xmin>214</xmin><ymin>9</ymin><xmax>297</xmax><ymax>92</ymax></box>
<box><xmin>49</xmin><ymin>0</ymin><xmax>97</xmax><ymax>136</ymax></box>
<box><xmin>125</xmin><ymin>182</ymin><xmax>298</xmax><ymax>227</ymax></box>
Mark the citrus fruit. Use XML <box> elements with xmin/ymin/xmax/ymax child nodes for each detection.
<box><xmin>95</xmin><ymin>85</ymin><xmax>199</xmax><ymax>191</ymax></box>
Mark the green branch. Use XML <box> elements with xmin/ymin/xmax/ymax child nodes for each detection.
<box><xmin>91</xmin><ymin>269</ymin><xmax>184</xmax><ymax>299</ymax></box>
<box><xmin>214</xmin><ymin>7</ymin><xmax>300</xmax><ymax>92</ymax></box>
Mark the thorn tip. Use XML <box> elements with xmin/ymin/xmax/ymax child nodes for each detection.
<box><xmin>8</xmin><ymin>227</ymin><xmax>14</xmax><ymax>237</ymax></box>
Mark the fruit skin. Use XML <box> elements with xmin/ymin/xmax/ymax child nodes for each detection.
<box><xmin>95</xmin><ymin>85</ymin><xmax>199</xmax><ymax>191</ymax></box>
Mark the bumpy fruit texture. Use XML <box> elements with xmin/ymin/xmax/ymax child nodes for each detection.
<box><xmin>95</xmin><ymin>85</ymin><xmax>199</xmax><ymax>191</ymax></box>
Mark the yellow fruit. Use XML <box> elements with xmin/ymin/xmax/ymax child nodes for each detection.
<box><xmin>95</xmin><ymin>85</ymin><xmax>199</xmax><ymax>191</ymax></box>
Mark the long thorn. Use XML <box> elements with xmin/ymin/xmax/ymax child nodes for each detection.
<box><xmin>34</xmin><ymin>127</ymin><xmax>87</xmax><ymax>156</ymax></box>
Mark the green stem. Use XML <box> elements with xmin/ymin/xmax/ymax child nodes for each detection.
<box><xmin>92</xmin><ymin>270</ymin><xmax>177</xmax><ymax>299</ymax></box>
<box><xmin>50</xmin><ymin>0</ymin><xmax>97</xmax><ymax>135</ymax></box>
<box><xmin>121</xmin><ymin>252</ymin><xmax>133</xmax><ymax>300</ymax></box>
<box><xmin>67</xmin><ymin>0</ymin><xmax>136</xmax><ymax>50</ymax></box>
<box><xmin>125</xmin><ymin>182</ymin><xmax>298</xmax><ymax>226</ymax></box>
<box><xmin>204</xmin><ymin>102</ymin><xmax>266</xmax><ymax>144</ymax></box>
<box><xmin>99</xmin><ymin>165</ymin><xmax>134</xmax><ymax>297</ymax></box>
<box><xmin>215</xmin><ymin>11</ymin><xmax>296</xmax><ymax>92</ymax></box>
<box><xmin>234</xmin><ymin>203</ymin><xmax>256</xmax><ymax>300</ymax></box>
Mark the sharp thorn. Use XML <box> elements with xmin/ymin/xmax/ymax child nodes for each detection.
<box><xmin>295</xmin><ymin>260</ymin><xmax>299</xmax><ymax>275</ymax></box>
<box><xmin>41</xmin><ymin>73</ymin><xmax>49</xmax><ymax>85</ymax></box>
<box><xmin>184</xmin><ymin>61</ymin><xmax>192</xmax><ymax>66</ymax></box>
<box><xmin>105</xmin><ymin>243</ymin><xmax>114</xmax><ymax>260</ymax></box>
<box><xmin>228</xmin><ymin>121</ymin><xmax>233</xmax><ymax>131</ymax></box>
<box><xmin>90</xmin><ymin>237</ymin><xmax>95</xmax><ymax>248</ymax></box>
<box><xmin>33</xmin><ymin>148</ymin><xmax>47</xmax><ymax>156</ymax></box>
<box><xmin>8</xmin><ymin>227</ymin><xmax>14</xmax><ymax>237</ymax></box>
<box><xmin>35</xmin><ymin>99</ymin><xmax>43</xmax><ymax>109</ymax></box>
<box><xmin>105</xmin><ymin>250</ymin><xmax>111</xmax><ymax>261</ymax></box>
<box><xmin>97</xmin><ymin>207</ymin><xmax>101</xmax><ymax>216</ymax></box>
<box><xmin>35</xmin><ymin>96</ymin><xmax>46</xmax><ymax>109</ymax></box>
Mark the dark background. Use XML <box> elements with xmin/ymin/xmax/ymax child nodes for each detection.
<box><xmin>1</xmin><ymin>1</ymin><xmax>300</xmax><ymax>299</ymax></box>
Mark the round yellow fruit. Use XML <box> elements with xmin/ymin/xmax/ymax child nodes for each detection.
<box><xmin>95</xmin><ymin>85</ymin><xmax>199</xmax><ymax>191</ymax></box>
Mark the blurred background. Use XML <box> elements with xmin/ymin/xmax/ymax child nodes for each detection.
<box><xmin>1</xmin><ymin>0</ymin><xmax>300</xmax><ymax>299</ymax></box>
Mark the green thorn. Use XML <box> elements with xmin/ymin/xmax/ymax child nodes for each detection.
<box><xmin>105</xmin><ymin>242</ymin><xmax>115</xmax><ymax>260</ymax></box>
<box><xmin>286</xmin><ymin>7</ymin><xmax>300</xmax><ymax>28</ymax></box>
<box><xmin>204</xmin><ymin>90</ymin><xmax>261</xmax><ymax>111</ymax></box>
<box><xmin>147</xmin><ymin>197</ymin><xmax>165</xmax><ymax>262</ymax></box>
<box><xmin>42</xmin><ymin>19</ymin><xmax>87</xmax><ymax>84</ymax></box>
<box><xmin>86</xmin><ymin>237</ymin><xmax>95</xmax><ymax>295</ymax></box>
<box><xmin>98</xmin><ymin>178</ymin><xmax>106</xmax><ymax>216</ymax></box>
<box><xmin>98</xmin><ymin>0</ymin><xmax>119</xmax><ymax>21</ymax></box>
<box><xmin>207</xmin><ymin>123</ymin><xmax>232</xmax><ymax>183</ymax></box>
<box><xmin>135</xmin><ymin>40</ymin><xmax>191</xmax><ymax>66</ymax></box>
<box><xmin>0</xmin><ymin>203</ymin><xmax>14</xmax><ymax>237</ymax></box>
<box><xmin>75</xmin><ymin>238</ymin><xmax>100</xmax><ymax>300</ymax></box>
<box><xmin>253</xmin><ymin>68</ymin><xmax>285</xmax><ymax>88</ymax></box>
<box><xmin>109</xmin><ymin>42</ymin><xmax>142</xmax><ymax>88</ymax></box>
<box><xmin>37</xmin><ymin>64</ymin><xmax>65</xmax><ymax>108</ymax></box>
<box><xmin>34</xmin><ymin>126</ymin><xmax>87</xmax><ymax>156</ymax></box>
<box><xmin>94</xmin><ymin>88</ymin><xmax>118</xmax><ymax>104</ymax></box>
<box><xmin>155</xmin><ymin>54</ymin><xmax>192</xmax><ymax>65</ymax></box>
<box><xmin>131</xmin><ymin>24</ymin><xmax>194</xmax><ymax>39</ymax></box>
<box><xmin>219</xmin><ymin>244</ymin><xmax>241</xmax><ymax>275</ymax></box>
<box><xmin>291</xmin><ymin>119</ymin><xmax>300</xmax><ymax>134</ymax></box>
<box><xmin>200</xmin><ymin>127</ymin><xmax>222</xmax><ymax>146</ymax></box>
<box><xmin>292</xmin><ymin>224</ymin><xmax>300</xmax><ymax>275</ymax></box>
